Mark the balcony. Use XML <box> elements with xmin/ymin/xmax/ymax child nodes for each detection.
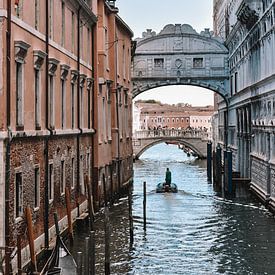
<box><xmin>236</xmin><ymin>0</ymin><xmax>259</xmax><ymax>29</ymax></box>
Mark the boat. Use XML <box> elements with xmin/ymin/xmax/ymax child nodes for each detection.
<box><xmin>40</xmin><ymin>214</ymin><xmax>77</xmax><ymax>275</ymax></box>
<box><xmin>156</xmin><ymin>182</ymin><xmax>178</xmax><ymax>193</ymax></box>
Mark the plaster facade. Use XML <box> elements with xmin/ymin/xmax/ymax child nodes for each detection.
<box><xmin>0</xmin><ymin>0</ymin><xmax>133</xmax><ymax>272</ymax></box>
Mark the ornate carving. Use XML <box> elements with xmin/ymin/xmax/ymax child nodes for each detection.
<box><xmin>60</xmin><ymin>64</ymin><xmax>70</xmax><ymax>80</ymax></box>
<box><xmin>15</xmin><ymin>40</ymin><xmax>30</xmax><ymax>63</ymax></box>
<box><xmin>48</xmin><ymin>58</ymin><xmax>59</xmax><ymax>75</ymax></box>
<box><xmin>71</xmin><ymin>70</ymin><xmax>79</xmax><ymax>83</ymax></box>
<box><xmin>33</xmin><ymin>50</ymin><xmax>46</xmax><ymax>70</ymax></box>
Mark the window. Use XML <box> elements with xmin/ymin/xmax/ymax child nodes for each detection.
<box><xmin>61</xmin><ymin>1</ymin><xmax>65</xmax><ymax>46</ymax></box>
<box><xmin>103</xmin><ymin>97</ymin><xmax>107</xmax><ymax>141</ymax></box>
<box><xmin>49</xmin><ymin>163</ymin><xmax>54</xmax><ymax>201</ymax></box>
<box><xmin>71</xmin><ymin>11</ymin><xmax>75</xmax><ymax>53</ymax></box>
<box><xmin>230</xmin><ymin>75</ymin><xmax>233</xmax><ymax>96</ymax></box>
<box><xmin>105</xmin><ymin>28</ymin><xmax>109</xmax><ymax>68</ymax></box>
<box><xmin>15</xmin><ymin>172</ymin><xmax>23</xmax><ymax>218</ymax></box>
<box><xmin>35</xmin><ymin>69</ymin><xmax>41</xmax><ymax>129</ymax></box>
<box><xmin>16</xmin><ymin>62</ymin><xmax>23</xmax><ymax>128</ymax></box>
<box><xmin>87</xmin><ymin>152</ymin><xmax>91</xmax><ymax>180</ymax></box>
<box><xmin>123</xmin><ymin>45</ymin><xmax>126</xmax><ymax>78</ymax></box>
<box><xmin>80</xmin><ymin>156</ymin><xmax>84</xmax><ymax>194</ymax></box>
<box><xmin>87</xmin><ymin>28</ymin><xmax>91</xmax><ymax>64</ymax></box>
<box><xmin>49</xmin><ymin>0</ymin><xmax>54</xmax><ymax>39</ymax></box>
<box><xmin>34</xmin><ymin>167</ymin><xmax>40</xmax><ymax>209</ymax></box>
<box><xmin>49</xmin><ymin>75</ymin><xmax>55</xmax><ymax>128</ymax></box>
<box><xmin>193</xmin><ymin>58</ymin><xmax>203</xmax><ymax>68</ymax></box>
<box><xmin>80</xmin><ymin>86</ymin><xmax>84</xmax><ymax>128</ymax></box>
<box><xmin>61</xmin><ymin>79</ymin><xmax>66</xmax><ymax>129</ymax></box>
<box><xmin>71</xmin><ymin>158</ymin><xmax>75</xmax><ymax>189</ymax></box>
<box><xmin>154</xmin><ymin>58</ymin><xmax>164</xmax><ymax>68</ymax></box>
<box><xmin>235</xmin><ymin>71</ymin><xmax>238</xmax><ymax>93</ymax></box>
<box><xmin>71</xmin><ymin>83</ymin><xmax>75</xmax><ymax>129</ymax></box>
<box><xmin>60</xmin><ymin>160</ymin><xmax>65</xmax><ymax>194</ymax></box>
<box><xmin>35</xmin><ymin>0</ymin><xmax>39</xmax><ymax>30</ymax></box>
<box><xmin>107</xmin><ymin>85</ymin><xmax>112</xmax><ymax>139</ymax></box>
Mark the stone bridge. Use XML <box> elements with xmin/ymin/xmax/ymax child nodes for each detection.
<box><xmin>133</xmin><ymin>129</ymin><xmax>210</xmax><ymax>159</ymax></box>
<box><xmin>132</xmin><ymin>24</ymin><xmax>229</xmax><ymax>99</ymax></box>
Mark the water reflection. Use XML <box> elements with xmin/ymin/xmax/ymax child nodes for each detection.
<box><xmin>72</xmin><ymin>143</ymin><xmax>275</xmax><ymax>275</ymax></box>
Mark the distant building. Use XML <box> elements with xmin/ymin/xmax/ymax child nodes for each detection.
<box><xmin>134</xmin><ymin>102</ymin><xmax>214</xmax><ymax>131</ymax></box>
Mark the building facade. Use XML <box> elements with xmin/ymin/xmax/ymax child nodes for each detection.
<box><xmin>94</xmin><ymin>0</ymin><xmax>133</xmax><ymax>207</ymax></box>
<box><xmin>0</xmin><ymin>0</ymin><xmax>133</xmax><ymax>272</ymax></box>
<box><xmin>213</xmin><ymin>0</ymin><xmax>275</xmax><ymax>208</ymax></box>
<box><xmin>133</xmin><ymin>102</ymin><xmax>214</xmax><ymax>132</ymax></box>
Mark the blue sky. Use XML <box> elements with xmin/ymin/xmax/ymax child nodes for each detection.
<box><xmin>116</xmin><ymin>0</ymin><xmax>214</xmax><ymax>106</ymax></box>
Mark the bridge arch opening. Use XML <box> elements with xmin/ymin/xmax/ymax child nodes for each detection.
<box><xmin>134</xmin><ymin>137</ymin><xmax>207</xmax><ymax>160</ymax></box>
<box><xmin>133</xmin><ymin>84</ymin><xmax>216</xmax><ymax>105</ymax></box>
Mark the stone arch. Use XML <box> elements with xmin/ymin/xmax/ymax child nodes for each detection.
<box><xmin>134</xmin><ymin>138</ymin><xmax>205</xmax><ymax>160</ymax></box>
<box><xmin>132</xmin><ymin>81</ymin><xmax>228</xmax><ymax>100</ymax></box>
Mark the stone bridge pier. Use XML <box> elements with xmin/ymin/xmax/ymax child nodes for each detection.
<box><xmin>132</xmin><ymin>129</ymin><xmax>210</xmax><ymax>159</ymax></box>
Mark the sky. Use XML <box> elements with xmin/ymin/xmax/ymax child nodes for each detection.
<box><xmin>116</xmin><ymin>0</ymin><xmax>215</xmax><ymax>106</ymax></box>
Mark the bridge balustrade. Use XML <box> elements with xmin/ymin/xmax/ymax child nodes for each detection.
<box><xmin>133</xmin><ymin>129</ymin><xmax>210</xmax><ymax>140</ymax></box>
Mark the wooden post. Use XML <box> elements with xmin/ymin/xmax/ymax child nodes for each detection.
<box><xmin>207</xmin><ymin>141</ymin><xmax>212</xmax><ymax>183</ymax></box>
<box><xmin>104</xmin><ymin>206</ymin><xmax>110</xmax><ymax>275</ymax></box>
<box><xmin>223</xmin><ymin>150</ymin><xmax>228</xmax><ymax>195</ymax></box>
<box><xmin>143</xmin><ymin>181</ymin><xmax>146</xmax><ymax>231</ymax></box>
<box><xmin>17</xmin><ymin>234</ymin><xmax>22</xmax><ymax>275</ymax></box>
<box><xmin>65</xmin><ymin>187</ymin><xmax>73</xmax><ymax>241</ymax></box>
<box><xmin>25</xmin><ymin>206</ymin><xmax>37</xmax><ymax>272</ymax></box>
<box><xmin>84</xmin><ymin>236</ymin><xmax>90</xmax><ymax>274</ymax></box>
<box><xmin>128</xmin><ymin>184</ymin><xmax>134</xmax><ymax>246</ymax></box>
<box><xmin>103</xmin><ymin>174</ymin><xmax>107</xmax><ymax>207</ymax></box>
<box><xmin>216</xmin><ymin>146</ymin><xmax>222</xmax><ymax>190</ymax></box>
<box><xmin>227</xmin><ymin>150</ymin><xmax>233</xmax><ymax>196</ymax></box>
<box><xmin>212</xmin><ymin>150</ymin><xmax>216</xmax><ymax>184</ymax></box>
<box><xmin>90</xmin><ymin>231</ymin><xmax>96</xmax><ymax>275</ymax></box>
<box><xmin>86</xmin><ymin>177</ymin><xmax>95</xmax><ymax>231</ymax></box>
<box><xmin>76</xmin><ymin>251</ymin><xmax>83</xmax><ymax>275</ymax></box>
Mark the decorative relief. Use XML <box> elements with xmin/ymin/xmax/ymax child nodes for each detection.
<box><xmin>175</xmin><ymin>59</ymin><xmax>182</xmax><ymax>68</ymax></box>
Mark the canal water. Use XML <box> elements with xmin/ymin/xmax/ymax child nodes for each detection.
<box><xmin>72</xmin><ymin>143</ymin><xmax>275</xmax><ymax>275</ymax></box>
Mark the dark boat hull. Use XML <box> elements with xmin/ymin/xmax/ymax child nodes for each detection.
<box><xmin>156</xmin><ymin>183</ymin><xmax>178</xmax><ymax>193</ymax></box>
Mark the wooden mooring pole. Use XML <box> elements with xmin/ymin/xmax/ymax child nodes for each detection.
<box><xmin>84</xmin><ymin>237</ymin><xmax>90</xmax><ymax>274</ymax></box>
<box><xmin>65</xmin><ymin>187</ymin><xmax>74</xmax><ymax>242</ymax></box>
<box><xmin>90</xmin><ymin>231</ymin><xmax>96</xmax><ymax>275</ymax></box>
<box><xmin>25</xmin><ymin>206</ymin><xmax>37</xmax><ymax>273</ymax></box>
<box><xmin>76</xmin><ymin>251</ymin><xmax>83</xmax><ymax>275</ymax></box>
<box><xmin>207</xmin><ymin>141</ymin><xmax>212</xmax><ymax>183</ymax></box>
<box><xmin>128</xmin><ymin>184</ymin><xmax>134</xmax><ymax>246</ymax></box>
<box><xmin>104</xmin><ymin>206</ymin><xmax>110</xmax><ymax>275</ymax></box>
<box><xmin>17</xmin><ymin>234</ymin><xmax>22</xmax><ymax>275</ymax></box>
<box><xmin>143</xmin><ymin>181</ymin><xmax>147</xmax><ymax>231</ymax></box>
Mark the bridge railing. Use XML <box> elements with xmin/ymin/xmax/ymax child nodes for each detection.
<box><xmin>133</xmin><ymin>129</ymin><xmax>211</xmax><ymax>140</ymax></box>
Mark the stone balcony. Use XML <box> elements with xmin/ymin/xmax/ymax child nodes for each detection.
<box><xmin>236</xmin><ymin>0</ymin><xmax>259</xmax><ymax>29</ymax></box>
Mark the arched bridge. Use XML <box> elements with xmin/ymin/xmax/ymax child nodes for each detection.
<box><xmin>132</xmin><ymin>24</ymin><xmax>229</xmax><ymax>98</ymax></box>
<box><xmin>133</xmin><ymin>129</ymin><xmax>210</xmax><ymax>159</ymax></box>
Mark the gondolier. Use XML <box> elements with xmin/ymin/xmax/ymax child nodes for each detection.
<box><xmin>165</xmin><ymin>168</ymin><xmax>172</xmax><ymax>186</ymax></box>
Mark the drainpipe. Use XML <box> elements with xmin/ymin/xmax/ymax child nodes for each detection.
<box><xmin>115</xmin><ymin>90</ymin><xmax>121</xmax><ymax>190</ymax></box>
<box><xmin>114</xmin><ymin>36</ymin><xmax>121</xmax><ymax>191</ymax></box>
<box><xmin>76</xmin><ymin>6</ymin><xmax>82</xmax><ymax>215</ymax></box>
<box><xmin>91</xmin><ymin>25</ymin><xmax>96</xmax><ymax>204</ymax></box>
<box><xmin>5</xmin><ymin>0</ymin><xmax>11</xmax><ymax>273</ymax></box>
<box><xmin>44</xmin><ymin>0</ymin><xmax>51</xmax><ymax>249</ymax></box>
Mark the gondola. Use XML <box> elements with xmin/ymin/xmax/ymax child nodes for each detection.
<box><xmin>156</xmin><ymin>182</ymin><xmax>178</xmax><ymax>193</ymax></box>
<box><xmin>40</xmin><ymin>214</ymin><xmax>77</xmax><ymax>275</ymax></box>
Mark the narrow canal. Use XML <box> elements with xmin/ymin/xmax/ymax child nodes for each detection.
<box><xmin>72</xmin><ymin>143</ymin><xmax>275</xmax><ymax>274</ymax></box>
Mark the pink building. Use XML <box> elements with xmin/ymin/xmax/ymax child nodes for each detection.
<box><xmin>0</xmin><ymin>0</ymin><xmax>133</xmax><ymax>272</ymax></box>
